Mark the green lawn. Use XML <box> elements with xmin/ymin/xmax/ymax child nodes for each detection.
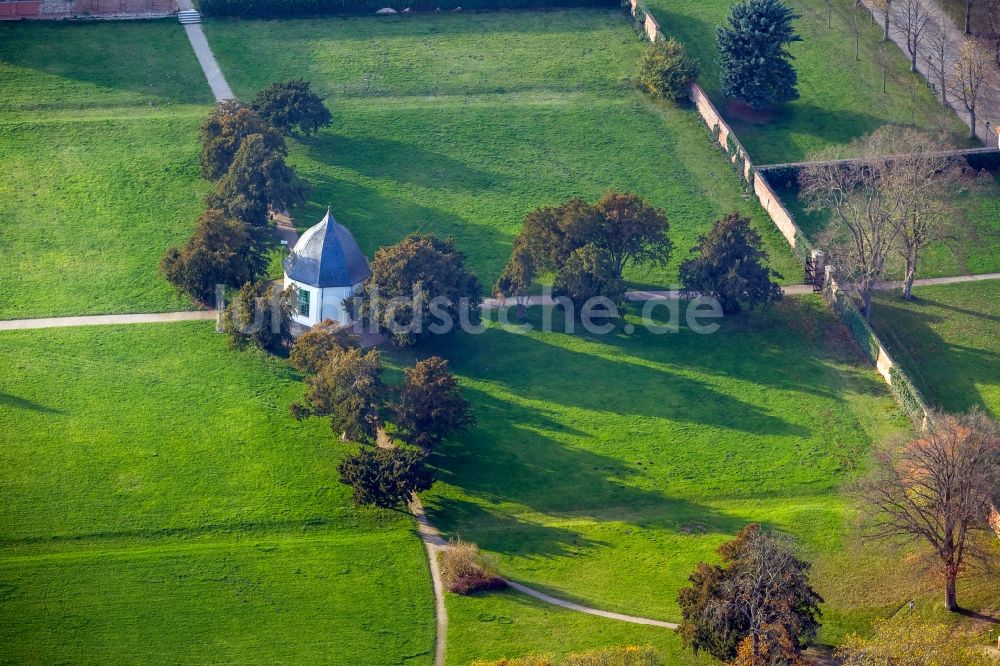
<box><xmin>203</xmin><ymin>10</ymin><xmax>800</xmax><ymax>291</ymax></box>
<box><xmin>645</xmin><ymin>0</ymin><xmax>974</xmax><ymax>164</ymax></box>
<box><xmin>447</xmin><ymin>590</ymin><xmax>712</xmax><ymax>665</ymax></box>
<box><xmin>0</xmin><ymin>20</ymin><xmax>213</xmax><ymax>320</ymax></box>
<box><xmin>870</xmin><ymin>281</ymin><xmax>1000</xmax><ymax>418</ymax></box>
<box><xmin>772</xmin><ymin>170</ymin><xmax>1000</xmax><ymax>278</ymax></box>
<box><xmin>381</xmin><ymin>295</ymin><xmax>952</xmax><ymax>647</ymax></box>
<box><xmin>0</xmin><ymin>323</ymin><xmax>434</xmax><ymax>664</ymax></box>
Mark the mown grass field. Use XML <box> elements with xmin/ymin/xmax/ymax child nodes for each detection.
<box><xmin>870</xmin><ymin>281</ymin><xmax>1000</xmax><ymax>418</ymax></box>
<box><xmin>379</xmin><ymin>295</ymin><xmax>972</xmax><ymax>650</ymax></box>
<box><xmin>0</xmin><ymin>323</ymin><xmax>434</xmax><ymax>664</ymax></box>
<box><xmin>774</xmin><ymin>170</ymin><xmax>1000</xmax><ymax>278</ymax></box>
<box><xmin>0</xmin><ymin>20</ymin><xmax>214</xmax><ymax>320</ymax></box>
<box><xmin>645</xmin><ymin>0</ymin><xmax>974</xmax><ymax>164</ymax></box>
<box><xmin>203</xmin><ymin>10</ymin><xmax>801</xmax><ymax>291</ymax></box>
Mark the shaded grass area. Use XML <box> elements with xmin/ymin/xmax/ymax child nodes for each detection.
<box><xmin>0</xmin><ymin>323</ymin><xmax>434</xmax><ymax>664</ymax></box>
<box><xmin>0</xmin><ymin>20</ymin><xmax>213</xmax><ymax>319</ymax></box>
<box><xmin>447</xmin><ymin>590</ymin><xmax>712</xmax><ymax>664</ymax></box>
<box><xmin>204</xmin><ymin>10</ymin><xmax>801</xmax><ymax>289</ymax></box>
<box><xmin>771</xmin><ymin>171</ymin><xmax>1000</xmax><ymax>279</ymax></box>
<box><xmin>645</xmin><ymin>0</ymin><xmax>973</xmax><ymax>164</ymax></box>
<box><xmin>386</xmin><ymin>296</ymin><xmax>921</xmax><ymax>644</ymax></box>
<box><xmin>869</xmin><ymin>281</ymin><xmax>1000</xmax><ymax>417</ymax></box>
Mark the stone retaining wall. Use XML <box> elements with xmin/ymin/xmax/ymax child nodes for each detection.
<box><xmin>991</xmin><ymin>503</ymin><xmax>1000</xmax><ymax>539</ymax></box>
<box><xmin>0</xmin><ymin>0</ymin><xmax>174</xmax><ymax>19</ymax></box>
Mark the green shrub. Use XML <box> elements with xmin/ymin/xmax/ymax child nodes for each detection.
<box><xmin>888</xmin><ymin>364</ymin><xmax>928</xmax><ymax>424</ymax></box>
<box><xmin>637</xmin><ymin>38</ymin><xmax>698</xmax><ymax>104</ymax></box>
<box><xmin>201</xmin><ymin>0</ymin><xmax>617</xmax><ymax>18</ymax></box>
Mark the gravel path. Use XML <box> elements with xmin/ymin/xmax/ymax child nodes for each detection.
<box><xmin>176</xmin><ymin>0</ymin><xmax>235</xmax><ymax>102</ymax></box>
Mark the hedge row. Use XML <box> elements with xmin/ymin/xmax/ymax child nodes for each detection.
<box><xmin>200</xmin><ymin>0</ymin><xmax>618</xmax><ymax>17</ymax></box>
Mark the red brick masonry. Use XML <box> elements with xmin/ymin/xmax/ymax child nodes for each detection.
<box><xmin>990</xmin><ymin>502</ymin><xmax>1000</xmax><ymax>540</ymax></box>
<box><xmin>0</xmin><ymin>0</ymin><xmax>174</xmax><ymax>19</ymax></box>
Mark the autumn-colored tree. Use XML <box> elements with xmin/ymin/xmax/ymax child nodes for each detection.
<box><xmin>395</xmin><ymin>356</ymin><xmax>474</xmax><ymax>449</ymax></box>
<box><xmin>250</xmin><ymin>79</ymin><xmax>332</xmax><ymax>136</ymax></box>
<box><xmin>289</xmin><ymin>319</ymin><xmax>360</xmax><ymax>375</ymax></box>
<box><xmin>199</xmin><ymin>100</ymin><xmax>285</xmax><ymax>180</ymax></box>
<box><xmin>337</xmin><ymin>447</ymin><xmax>434</xmax><ymax>509</ymax></box>
<box><xmin>677</xmin><ymin>524</ymin><xmax>822</xmax><ymax>663</ymax></box>
<box><xmin>678</xmin><ymin>212</ymin><xmax>783</xmax><ymax>315</ymax></box>
<box><xmin>853</xmin><ymin>409</ymin><xmax>1000</xmax><ymax>611</ymax></box>
<box><xmin>354</xmin><ymin>234</ymin><xmax>482</xmax><ymax>347</ymax></box>
<box><xmin>297</xmin><ymin>347</ymin><xmax>384</xmax><ymax>443</ymax></box>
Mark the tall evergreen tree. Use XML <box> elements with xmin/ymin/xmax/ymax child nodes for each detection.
<box><xmin>717</xmin><ymin>0</ymin><xmax>802</xmax><ymax>110</ymax></box>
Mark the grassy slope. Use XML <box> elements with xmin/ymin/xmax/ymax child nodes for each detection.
<box><xmin>870</xmin><ymin>281</ymin><xmax>1000</xmax><ymax>417</ymax></box>
<box><xmin>384</xmin><ymin>296</ymin><xmax>933</xmax><ymax>648</ymax></box>
<box><xmin>0</xmin><ymin>323</ymin><xmax>434</xmax><ymax>664</ymax></box>
<box><xmin>645</xmin><ymin>0</ymin><xmax>973</xmax><ymax>164</ymax></box>
<box><xmin>203</xmin><ymin>11</ymin><xmax>801</xmax><ymax>290</ymax></box>
<box><xmin>774</xmin><ymin>171</ymin><xmax>1000</xmax><ymax>278</ymax></box>
<box><xmin>0</xmin><ymin>20</ymin><xmax>213</xmax><ymax>320</ymax></box>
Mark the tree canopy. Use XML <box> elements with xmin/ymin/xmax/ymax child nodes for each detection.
<box><xmin>207</xmin><ymin>133</ymin><xmax>308</xmax><ymax>229</ymax></box>
<box><xmin>299</xmin><ymin>347</ymin><xmax>384</xmax><ymax>443</ymax></box>
<box><xmin>679</xmin><ymin>212</ymin><xmax>783</xmax><ymax>315</ymax></box>
<box><xmin>717</xmin><ymin>0</ymin><xmax>801</xmax><ymax>110</ymax></box>
<box><xmin>337</xmin><ymin>447</ymin><xmax>434</xmax><ymax>509</ymax></box>
<box><xmin>221</xmin><ymin>281</ymin><xmax>295</xmax><ymax>353</ymax></box>
<box><xmin>552</xmin><ymin>243</ymin><xmax>625</xmax><ymax>311</ymax></box>
<box><xmin>638</xmin><ymin>37</ymin><xmax>699</xmax><ymax>104</ymax></box>
<box><xmin>355</xmin><ymin>234</ymin><xmax>483</xmax><ymax>346</ymax></box>
<box><xmin>161</xmin><ymin>209</ymin><xmax>267</xmax><ymax>305</ymax></box>
<box><xmin>677</xmin><ymin>524</ymin><xmax>822</xmax><ymax>663</ymax></box>
<box><xmin>395</xmin><ymin>356</ymin><xmax>474</xmax><ymax>449</ymax></box>
<box><xmin>250</xmin><ymin>79</ymin><xmax>333</xmax><ymax>136</ymax></box>
<box><xmin>289</xmin><ymin>319</ymin><xmax>360</xmax><ymax>375</ymax></box>
<box><xmin>199</xmin><ymin>100</ymin><xmax>285</xmax><ymax>181</ymax></box>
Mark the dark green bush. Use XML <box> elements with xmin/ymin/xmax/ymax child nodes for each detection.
<box><xmin>201</xmin><ymin>0</ymin><xmax>617</xmax><ymax>18</ymax></box>
<box><xmin>638</xmin><ymin>38</ymin><xmax>698</xmax><ymax>104</ymax></box>
<box><xmin>888</xmin><ymin>364</ymin><xmax>928</xmax><ymax>424</ymax></box>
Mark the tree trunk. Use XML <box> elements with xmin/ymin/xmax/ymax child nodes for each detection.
<box><xmin>945</xmin><ymin>573</ymin><xmax>959</xmax><ymax>611</ymax></box>
<box><xmin>903</xmin><ymin>263</ymin><xmax>917</xmax><ymax>299</ymax></box>
<box><xmin>965</xmin><ymin>0</ymin><xmax>973</xmax><ymax>35</ymax></box>
<box><xmin>969</xmin><ymin>106</ymin><xmax>977</xmax><ymax>139</ymax></box>
<box><xmin>911</xmin><ymin>50</ymin><xmax>918</xmax><ymax>72</ymax></box>
<box><xmin>884</xmin><ymin>9</ymin><xmax>891</xmax><ymax>40</ymax></box>
<box><xmin>862</xmin><ymin>287</ymin><xmax>873</xmax><ymax>320</ymax></box>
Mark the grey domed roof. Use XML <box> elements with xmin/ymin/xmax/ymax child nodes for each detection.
<box><xmin>283</xmin><ymin>209</ymin><xmax>371</xmax><ymax>288</ymax></box>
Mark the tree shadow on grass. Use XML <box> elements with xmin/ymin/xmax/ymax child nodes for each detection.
<box><xmin>301</xmin><ymin>133</ymin><xmax>508</xmax><ymax>194</ymax></box>
<box><xmin>870</xmin><ymin>296</ymin><xmax>1000</xmax><ymax>417</ymax></box>
<box><xmin>0</xmin><ymin>393</ymin><xmax>63</xmax><ymax>415</ymax></box>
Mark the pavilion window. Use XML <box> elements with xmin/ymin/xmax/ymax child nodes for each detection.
<box><xmin>298</xmin><ymin>289</ymin><xmax>311</xmax><ymax>317</ymax></box>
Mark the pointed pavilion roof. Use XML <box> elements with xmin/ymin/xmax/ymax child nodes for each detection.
<box><xmin>283</xmin><ymin>209</ymin><xmax>371</xmax><ymax>288</ymax></box>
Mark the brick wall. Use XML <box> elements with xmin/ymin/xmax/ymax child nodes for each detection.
<box><xmin>0</xmin><ymin>0</ymin><xmax>175</xmax><ymax>19</ymax></box>
<box><xmin>990</xmin><ymin>502</ymin><xmax>1000</xmax><ymax>539</ymax></box>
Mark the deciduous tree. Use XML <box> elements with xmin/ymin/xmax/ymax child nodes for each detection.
<box><xmin>250</xmin><ymin>79</ymin><xmax>332</xmax><ymax>136</ymax></box>
<box><xmin>208</xmin><ymin>133</ymin><xmax>309</xmax><ymax>229</ymax></box>
<box><xmin>289</xmin><ymin>319</ymin><xmax>360</xmax><ymax>375</ymax></box>
<box><xmin>552</xmin><ymin>243</ymin><xmax>625</xmax><ymax>311</ymax></box>
<box><xmin>892</xmin><ymin>0</ymin><xmax>933</xmax><ymax>73</ymax></box>
<box><xmin>838</xmin><ymin>618</ymin><xmax>994</xmax><ymax>665</ymax></box>
<box><xmin>638</xmin><ymin>37</ymin><xmax>699</xmax><ymax>103</ymax></box>
<box><xmin>199</xmin><ymin>100</ymin><xmax>284</xmax><ymax>180</ymax></box>
<box><xmin>799</xmin><ymin>131</ymin><xmax>900</xmax><ymax>319</ymax></box>
<box><xmin>853</xmin><ymin>410</ymin><xmax>1000</xmax><ymax>612</ymax></box>
<box><xmin>950</xmin><ymin>36</ymin><xmax>996</xmax><ymax>140</ymax></box>
<box><xmin>161</xmin><ymin>209</ymin><xmax>267</xmax><ymax>304</ymax></box>
<box><xmin>678</xmin><ymin>212</ymin><xmax>783</xmax><ymax>315</ymax></box>
<box><xmin>337</xmin><ymin>447</ymin><xmax>434</xmax><ymax>509</ymax></box>
<box><xmin>299</xmin><ymin>347</ymin><xmax>384</xmax><ymax>443</ymax></box>
<box><xmin>717</xmin><ymin>0</ymin><xmax>802</xmax><ymax>110</ymax></box>
<box><xmin>395</xmin><ymin>356</ymin><xmax>473</xmax><ymax>449</ymax></box>
<box><xmin>677</xmin><ymin>524</ymin><xmax>823</xmax><ymax>663</ymax></box>
<box><xmin>221</xmin><ymin>281</ymin><xmax>295</xmax><ymax>353</ymax></box>
<box><xmin>354</xmin><ymin>234</ymin><xmax>483</xmax><ymax>347</ymax></box>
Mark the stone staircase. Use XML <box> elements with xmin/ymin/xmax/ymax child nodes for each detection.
<box><xmin>177</xmin><ymin>8</ymin><xmax>200</xmax><ymax>23</ymax></box>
